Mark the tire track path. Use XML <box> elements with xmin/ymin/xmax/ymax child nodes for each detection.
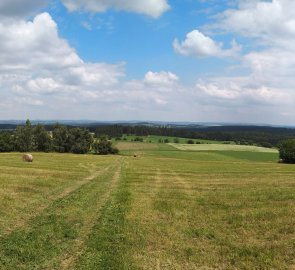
<box><xmin>0</xmin><ymin>157</ymin><xmax>123</xmax><ymax>270</ymax></box>
<box><xmin>2</xmin><ymin>161</ymin><xmax>113</xmax><ymax>236</ymax></box>
<box><xmin>59</xmin><ymin>158</ymin><xmax>123</xmax><ymax>269</ymax></box>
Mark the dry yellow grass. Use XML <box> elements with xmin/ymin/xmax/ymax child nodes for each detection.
<box><xmin>170</xmin><ymin>143</ymin><xmax>278</xmax><ymax>152</ymax></box>
<box><xmin>1</xmin><ymin>149</ymin><xmax>295</xmax><ymax>269</ymax></box>
<box><xmin>116</xmin><ymin>142</ymin><xmax>159</xmax><ymax>151</ymax></box>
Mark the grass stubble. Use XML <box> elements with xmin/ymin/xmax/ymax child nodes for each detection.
<box><xmin>0</xmin><ymin>145</ymin><xmax>295</xmax><ymax>269</ymax></box>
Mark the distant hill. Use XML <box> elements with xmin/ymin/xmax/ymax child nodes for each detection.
<box><xmin>1</xmin><ymin>120</ymin><xmax>294</xmax><ymax>131</ymax></box>
<box><xmin>1</xmin><ymin>121</ymin><xmax>295</xmax><ymax>147</ymax></box>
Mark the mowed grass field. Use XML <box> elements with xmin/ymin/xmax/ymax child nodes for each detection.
<box><xmin>114</xmin><ymin>135</ymin><xmax>221</xmax><ymax>144</ymax></box>
<box><xmin>1</xmin><ymin>144</ymin><xmax>295</xmax><ymax>269</ymax></box>
<box><xmin>170</xmin><ymin>143</ymin><xmax>278</xmax><ymax>153</ymax></box>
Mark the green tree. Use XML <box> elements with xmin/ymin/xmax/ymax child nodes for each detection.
<box><xmin>134</xmin><ymin>137</ymin><xmax>143</xmax><ymax>142</ymax></box>
<box><xmin>0</xmin><ymin>132</ymin><xmax>15</xmax><ymax>152</ymax></box>
<box><xmin>33</xmin><ymin>124</ymin><xmax>52</xmax><ymax>152</ymax></box>
<box><xmin>15</xmin><ymin>119</ymin><xmax>34</xmax><ymax>152</ymax></box>
<box><xmin>93</xmin><ymin>135</ymin><xmax>118</xmax><ymax>155</ymax></box>
<box><xmin>260</xmin><ymin>142</ymin><xmax>273</xmax><ymax>148</ymax></box>
<box><xmin>279</xmin><ymin>139</ymin><xmax>295</xmax><ymax>164</ymax></box>
<box><xmin>174</xmin><ymin>138</ymin><xmax>179</xmax><ymax>143</ymax></box>
<box><xmin>68</xmin><ymin>128</ymin><xmax>93</xmax><ymax>154</ymax></box>
<box><xmin>52</xmin><ymin>124</ymin><xmax>70</xmax><ymax>153</ymax></box>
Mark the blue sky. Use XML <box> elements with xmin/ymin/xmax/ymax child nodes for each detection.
<box><xmin>49</xmin><ymin>0</ymin><xmax>229</xmax><ymax>82</ymax></box>
<box><xmin>0</xmin><ymin>0</ymin><xmax>295</xmax><ymax>124</ymax></box>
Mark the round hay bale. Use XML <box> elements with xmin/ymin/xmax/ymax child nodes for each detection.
<box><xmin>22</xmin><ymin>154</ymin><xmax>33</xmax><ymax>162</ymax></box>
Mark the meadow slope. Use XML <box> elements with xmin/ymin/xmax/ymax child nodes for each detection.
<box><xmin>169</xmin><ymin>143</ymin><xmax>278</xmax><ymax>152</ymax></box>
<box><xmin>0</xmin><ymin>146</ymin><xmax>295</xmax><ymax>269</ymax></box>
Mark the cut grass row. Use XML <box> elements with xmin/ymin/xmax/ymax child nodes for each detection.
<box><xmin>1</xmin><ymin>149</ymin><xmax>295</xmax><ymax>269</ymax></box>
<box><xmin>0</xmin><ymin>154</ymin><xmax>133</xmax><ymax>269</ymax></box>
<box><xmin>170</xmin><ymin>143</ymin><xmax>278</xmax><ymax>153</ymax></box>
<box><xmin>75</xmin><ymin>165</ymin><xmax>134</xmax><ymax>269</ymax></box>
<box><xmin>0</xmin><ymin>153</ymin><xmax>116</xmax><ymax>234</ymax></box>
<box><xmin>123</xmin><ymin>152</ymin><xmax>295</xmax><ymax>269</ymax></box>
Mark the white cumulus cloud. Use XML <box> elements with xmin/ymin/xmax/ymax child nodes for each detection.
<box><xmin>0</xmin><ymin>12</ymin><xmax>124</xmax><ymax>108</ymax></box>
<box><xmin>61</xmin><ymin>0</ymin><xmax>170</xmax><ymax>18</ymax></box>
<box><xmin>144</xmin><ymin>71</ymin><xmax>179</xmax><ymax>86</ymax></box>
<box><xmin>171</xmin><ymin>0</ymin><xmax>295</xmax><ymax>123</ymax></box>
<box><xmin>196</xmin><ymin>78</ymin><xmax>288</xmax><ymax>104</ymax></box>
<box><xmin>220</xmin><ymin>0</ymin><xmax>295</xmax><ymax>47</ymax></box>
<box><xmin>0</xmin><ymin>0</ymin><xmax>48</xmax><ymax>18</ymax></box>
<box><xmin>1</xmin><ymin>1</ymin><xmax>295</xmax><ymax>124</ymax></box>
<box><xmin>173</xmin><ymin>30</ymin><xmax>240</xmax><ymax>58</ymax></box>
<box><xmin>0</xmin><ymin>12</ymin><xmax>186</xmax><ymax>120</ymax></box>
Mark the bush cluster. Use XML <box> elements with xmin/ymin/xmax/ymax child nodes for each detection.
<box><xmin>279</xmin><ymin>139</ymin><xmax>295</xmax><ymax>164</ymax></box>
<box><xmin>0</xmin><ymin>120</ymin><xmax>118</xmax><ymax>155</ymax></box>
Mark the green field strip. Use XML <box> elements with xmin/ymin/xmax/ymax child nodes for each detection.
<box><xmin>123</xmin><ymin>164</ymin><xmax>197</xmax><ymax>269</ymax></box>
<box><xmin>0</xmin><ymin>157</ymin><xmax>122</xmax><ymax>270</ymax></box>
<box><xmin>58</xmin><ymin>158</ymin><xmax>125</xmax><ymax>269</ymax></box>
<box><xmin>120</xmin><ymin>154</ymin><xmax>295</xmax><ymax>269</ymax></box>
<box><xmin>0</xmin><ymin>159</ymin><xmax>116</xmax><ymax>235</ymax></box>
<box><xmin>169</xmin><ymin>143</ymin><xmax>278</xmax><ymax>153</ymax></box>
<box><xmin>73</xmin><ymin>160</ymin><xmax>135</xmax><ymax>270</ymax></box>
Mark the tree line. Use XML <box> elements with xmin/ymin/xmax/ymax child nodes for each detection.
<box><xmin>0</xmin><ymin>120</ymin><xmax>118</xmax><ymax>154</ymax></box>
<box><xmin>2</xmin><ymin>123</ymin><xmax>295</xmax><ymax>148</ymax></box>
<box><xmin>93</xmin><ymin>124</ymin><xmax>295</xmax><ymax>148</ymax></box>
<box><xmin>2</xmin><ymin>121</ymin><xmax>295</xmax><ymax>161</ymax></box>
<box><xmin>279</xmin><ymin>139</ymin><xmax>295</xmax><ymax>164</ymax></box>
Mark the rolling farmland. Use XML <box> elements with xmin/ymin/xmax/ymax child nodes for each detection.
<box><xmin>1</xmin><ymin>144</ymin><xmax>295</xmax><ymax>269</ymax></box>
<box><xmin>169</xmin><ymin>143</ymin><xmax>278</xmax><ymax>153</ymax></box>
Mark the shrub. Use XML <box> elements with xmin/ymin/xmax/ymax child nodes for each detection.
<box><xmin>34</xmin><ymin>124</ymin><xmax>52</xmax><ymax>152</ymax></box>
<box><xmin>134</xmin><ymin>137</ymin><xmax>143</xmax><ymax>142</ymax></box>
<box><xmin>260</xmin><ymin>142</ymin><xmax>273</xmax><ymax>148</ymax></box>
<box><xmin>68</xmin><ymin>128</ymin><xmax>93</xmax><ymax>154</ymax></box>
<box><xmin>279</xmin><ymin>139</ymin><xmax>295</xmax><ymax>164</ymax></box>
<box><xmin>93</xmin><ymin>136</ymin><xmax>119</xmax><ymax>155</ymax></box>
<box><xmin>173</xmin><ymin>138</ymin><xmax>179</xmax><ymax>143</ymax></box>
<box><xmin>187</xmin><ymin>139</ymin><xmax>194</xmax><ymax>144</ymax></box>
<box><xmin>15</xmin><ymin>119</ymin><xmax>33</xmax><ymax>152</ymax></box>
<box><xmin>52</xmin><ymin>124</ymin><xmax>69</xmax><ymax>153</ymax></box>
<box><xmin>0</xmin><ymin>132</ymin><xmax>15</xmax><ymax>152</ymax></box>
